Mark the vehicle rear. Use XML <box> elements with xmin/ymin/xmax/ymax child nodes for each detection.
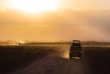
<box><xmin>69</xmin><ymin>40</ymin><xmax>82</xmax><ymax>59</ymax></box>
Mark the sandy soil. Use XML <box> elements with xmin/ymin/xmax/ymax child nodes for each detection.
<box><xmin>11</xmin><ymin>45</ymin><xmax>92</xmax><ymax>74</ymax></box>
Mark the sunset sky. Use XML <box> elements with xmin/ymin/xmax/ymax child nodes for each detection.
<box><xmin>0</xmin><ymin>0</ymin><xmax>110</xmax><ymax>42</ymax></box>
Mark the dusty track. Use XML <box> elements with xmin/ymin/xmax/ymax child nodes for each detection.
<box><xmin>11</xmin><ymin>45</ymin><xmax>92</xmax><ymax>74</ymax></box>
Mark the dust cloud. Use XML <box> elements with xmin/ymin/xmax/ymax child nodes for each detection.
<box><xmin>0</xmin><ymin>9</ymin><xmax>110</xmax><ymax>41</ymax></box>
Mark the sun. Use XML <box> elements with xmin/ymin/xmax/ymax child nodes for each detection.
<box><xmin>8</xmin><ymin>0</ymin><xmax>58</xmax><ymax>13</ymax></box>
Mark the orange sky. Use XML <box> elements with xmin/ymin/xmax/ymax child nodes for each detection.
<box><xmin>0</xmin><ymin>0</ymin><xmax>110</xmax><ymax>41</ymax></box>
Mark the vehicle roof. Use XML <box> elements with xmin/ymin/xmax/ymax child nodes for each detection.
<box><xmin>73</xmin><ymin>40</ymin><xmax>80</xmax><ymax>41</ymax></box>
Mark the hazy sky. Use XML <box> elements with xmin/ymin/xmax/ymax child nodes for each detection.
<box><xmin>0</xmin><ymin>0</ymin><xmax>110</xmax><ymax>41</ymax></box>
<box><xmin>0</xmin><ymin>0</ymin><xmax>110</xmax><ymax>9</ymax></box>
<box><xmin>59</xmin><ymin>0</ymin><xmax>110</xmax><ymax>9</ymax></box>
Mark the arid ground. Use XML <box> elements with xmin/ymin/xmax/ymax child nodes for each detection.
<box><xmin>0</xmin><ymin>43</ymin><xmax>110</xmax><ymax>74</ymax></box>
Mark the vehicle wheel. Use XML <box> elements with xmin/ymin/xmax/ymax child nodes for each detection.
<box><xmin>79</xmin><ymin>54</ymin><xmax>82</xmax><ymax>59</ymax></box>
<box><xmin>69</xmin><ymin>57</ymin><xmax>72</xmax><ymax>59</ymax></box>
<box><xmin>79</xmin><ymin>56</ymin><xmax>81</xmax><ymax>59</ymax></box>
<box><xmin>69</xmin><ymin>56</ymin><xmax>72</xmax><ymax>59</ymax></box>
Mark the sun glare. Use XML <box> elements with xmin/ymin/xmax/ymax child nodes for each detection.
<box><xmin>8</xmin><ymin>0</ymin><xmax>58</xmax><ymax>13</ymax></box>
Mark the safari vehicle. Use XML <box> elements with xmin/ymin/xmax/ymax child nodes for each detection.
<box><xmin>69</xmin><ymin>40</ymin><xmax>82</xmax><ymax>59</ymax></box>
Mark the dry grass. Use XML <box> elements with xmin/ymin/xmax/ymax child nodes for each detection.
<box><xmin>84</xmin><ymin>47</ymin><xmax>110</xmax><ymax>74</ymax></box>
<box><xmin>0</xmin><ymin>45</ymin><xmax>58</xmax><ymax>73</ymax></box>
<box><xmin>0</xmin><ymin>43</ymin><xmax>110</xmax><ymax>74</ymax></box>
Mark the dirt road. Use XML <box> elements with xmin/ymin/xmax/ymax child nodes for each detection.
<box><xmin>11</xmin><ymin>45</ymin><xmax>92</xmax><ymax>74</ymax></box>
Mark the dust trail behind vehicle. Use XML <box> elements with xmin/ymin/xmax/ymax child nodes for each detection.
<box><xmin>11</xmin><ymin>44</ymin><xmax>92</xmax><ymax>74</ymax></box>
